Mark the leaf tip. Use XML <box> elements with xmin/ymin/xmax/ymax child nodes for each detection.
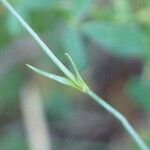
<box><xmin>26</xmin><ymin>64</ymin><xmax>33</xmax><ymax>69</ymax></box>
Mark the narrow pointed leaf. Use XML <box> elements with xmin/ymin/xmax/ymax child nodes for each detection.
<box><xmin>27</xmin><ymin>64</ymin><xmax>73</xmax><ymax>86</ymax></box>
<box><xmin>65</xmin><ymin>53</ymin><xmax>89</xmax><ymax>92</ymax></box>
<box><xmin>65</xmin><ymin>53</ymin><xmax>84</xmax><ymax>83</ymax></box>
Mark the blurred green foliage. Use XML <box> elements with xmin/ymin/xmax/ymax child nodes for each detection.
<box><xmin>0</xmin><ymin>130</ymin><xmax>27</xmax><ymax>150</ymax></box>
<box><xmin>82</xmin><ymin>22</ymin><xmax>145</xmax><ymax>57</ymax></box>
<box><xmin>128</xmin><ymin>78</ymin><xmax>150</xmax><ymax>111</ymax></box>
<box><xmin>0</xmin><ymin>0</ymin><xmax>150</xmax><ymax>149</ymax></box>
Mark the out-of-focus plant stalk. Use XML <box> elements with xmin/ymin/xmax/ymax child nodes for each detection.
<box><xmin>1</xmin><ymin>0</ymin><xmax>149</xmax><ymax>150</ymax></box>
<box><xmin>20</xmin><ymin>81</ymin><xmax>52</xmax><ymax>150</ymax></box>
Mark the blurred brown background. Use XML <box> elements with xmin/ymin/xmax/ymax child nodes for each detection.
<box><xmin>0</xmin><ymin>0</ymin><xmax>150</xmax><ymax>150</ymax></box>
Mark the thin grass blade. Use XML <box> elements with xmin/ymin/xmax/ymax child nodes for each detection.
<box><xmin>27</xmin><ymin>64</ymin><xmax>73</xmax><ymax>86</ymax></box>
<box><xmin>65</xmin><ymin>53</ymin><xmax>83</xmax><ymax>83</ymax></box>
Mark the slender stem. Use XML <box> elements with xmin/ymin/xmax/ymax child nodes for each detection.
<box><xmin>1</xmin><ymin>0</ymin><xmax>149</xmax><ymax>150</ymax></box>
<box><xmin>1</xmin><ymin>0</ymin><xmax>75</xmax><ymax>81</ymax></box>
<box><xmin>87</xmin><ymin>90</ymin><xmax>149</xmax><ymax>150</ymax></box>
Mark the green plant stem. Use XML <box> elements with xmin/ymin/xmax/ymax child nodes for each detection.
<box><xmin>87</xmin><ymin>89</ymin><xmax>149</xmax><ymax>150</ymax></box>
<box><xmin>0</xmin><ymin>0</ymin><xmax>75</xmax><ymax>81</ymax></box>
<box><xmin>1</xmin><ymin>0</ymin><xmax>149</xmax><ymax>150</ymax></box>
